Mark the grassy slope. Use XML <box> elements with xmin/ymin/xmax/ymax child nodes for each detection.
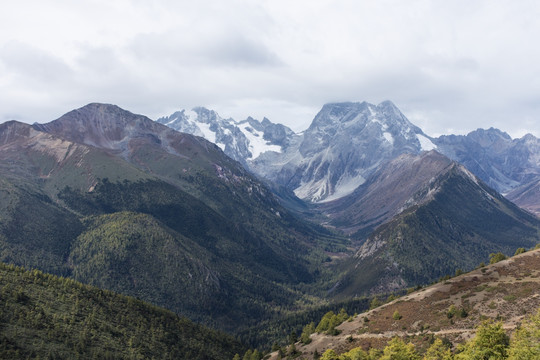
<box><xmin>290</xmin><ymin>248</ymin><xmax>540</xmax><ymax>358</ymax></box>
<box><xmin>0</xmin><ymin>262</ymin><xmax>244</xmax><ymax>360</ymax></box>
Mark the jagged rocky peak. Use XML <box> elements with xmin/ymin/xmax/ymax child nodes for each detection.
<box><xmin>285</xmin><ymin>101</ymin><xmax>437</xmax><ymax>202</ymax></box>
<box><xmin>238</xmin><ymin>116</ymin><xmax>295</xmax><ymax>148</ymax></box>
<box><xmin>520</xmin><ymin>133</ymin><xmax>539</xmax><ymax>144</ymax></box>
<box><xmin>464</xmin><ymin>128</ymin><xmax>514</xmax><ymax>153</ymax></box>
<box><xmin>299</xmin><ymin>101</ymin><xmax>432</xmax><ymax>158</ymax></box>
<box><xmin>433</xmin><ymin>127</ymin><xmax>540</xmax><ymax>194</ymax></box>
<box><xmin>514</xmin><ymin>133</ymin><xmax>540</xmax><ymax>156</ymax></box>
<box><xmin>307</xmin><ymin>100</ymin><xmax>415</xmax><ymax>131</ymax></box>
<box><xmin>192</xmin><ymin>106</ymin><xmax>224</xmax><ymax>123</ymax></box>
<box><xmin>467</xmin><ymin>127</ymin><xmax>512</xmax><ymax>143</ymax></box>
<box><xmin>157</xmin><ymin>107</ymin><xmax>296</xmax><ymax>164</ymax></box>
<box><xmin>159</xmin><ymin>107</ymin><xmax>236</xmax><ymax>149</ymax></box>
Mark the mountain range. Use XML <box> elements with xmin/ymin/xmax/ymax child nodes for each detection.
<box><xmin>331</xmin><ymin>151</ymin><xmax>539</xmax><ymax>297</ymax></box>
<box><xmin>0</xmin><ymin>103</ymin><xmax>345</xmax><ymax>334</ymax></box>
<box><xmin>159</xmin><ymin>101</ymin><xmax>435</xmax><ymax>203</ymax></box>
<box><xmin>159</xmin><ymin>101</ymin><xmax>540</xmax><ymax>216</ymax></box>
<box><xmin>1</xmin><ymin>100</ymin><xmax>540</xmax><ymax>356</ymax></box>
<box><xmin>157</xmin><ymin>100</ymin><xmax>540</xmax><ymax>297</ymax></box>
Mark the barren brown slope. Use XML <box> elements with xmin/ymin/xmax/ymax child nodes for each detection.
<box><xmin>507</xmin><ymin>178</ymin><xmax>540</xmax><ymax>217</ymax></box>
<box><xmin>272</xmin><ymin>248</ymin><xmax>540</xmax><ymax>359</ymax></box>
<box><xmin>318</xmin><ymin>151</ymin><xmax>454</xmax><ymax>236</ymax></box>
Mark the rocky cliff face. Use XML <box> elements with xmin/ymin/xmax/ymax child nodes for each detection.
<box><xmin>157</xmin><ymin>108</ymin><xmax>297</xmax><ymax>168</ymax></box>
<box><xmin>434</xmin><ymin>128</ymin><xmax>540</xmax><ymax>194</ymax></box>
<box><xmin>157</xmin><ymin>101</ymin><xmax>540</xmax><ymax>212</ymax></box>
<box><xmin>275</xmin><ymin>101</ymin><xmax>436</xmax><ymax>202</ymax></box>
<box><xmin>158</xmin><ymin>101</ymin><xmax>437</xmax><ymax>202</ymax></box>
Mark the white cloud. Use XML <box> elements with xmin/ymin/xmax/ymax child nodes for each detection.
<box><xmin>1</xmin><ymin>0</ymin><xmax>540</xmax><ymax>138</ymax></box>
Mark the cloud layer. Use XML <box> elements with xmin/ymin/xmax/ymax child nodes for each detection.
<box><xmin>1</xmin><ymin>0</ymin><xmax>540</xmax><ymax>138</ymax></box>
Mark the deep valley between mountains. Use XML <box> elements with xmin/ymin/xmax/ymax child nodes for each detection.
<box><xmin>1</xmin><ymin>101</ymin><xmax>539</xmax><ymax>359</ymax></box>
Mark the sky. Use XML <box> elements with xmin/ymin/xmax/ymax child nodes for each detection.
<box><xmin>1</xmin><ymin>0</ymin><xmax>540</xmax><ymax>138</ymax></box>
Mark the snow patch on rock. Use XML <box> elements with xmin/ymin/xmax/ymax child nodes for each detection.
<box><xmin>238</xmin><ymin>124</ymin><xmax>282</xmax><ymax>159</ymax></box>
<box><xmin>417</xmin><ymin>134</ymin><xmax>437</xmax><ymax>151</ymax></box>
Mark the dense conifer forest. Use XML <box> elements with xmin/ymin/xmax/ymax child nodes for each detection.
<box><xmin>0</xmin><ymin>262</ymin><xmax>243</xmax><ymax>359</ymax></box>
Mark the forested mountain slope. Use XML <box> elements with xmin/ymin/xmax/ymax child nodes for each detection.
<box><xmin>329</xmin><ymin>156</ymin><xmax>540</xmax><ymax>297</ymax></box>
<box><xmin>0</xmin><ymin>104</ymin><xmax>345</xmax><ymax>333</ymax></box>
<box><xmin>0</xmin><ymin>262</ymin><xmax>243</xmax><ymax>360</ymax></box>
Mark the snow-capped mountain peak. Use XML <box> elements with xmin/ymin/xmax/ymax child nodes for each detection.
<box><xmin>284</xmin><ymin>101</ymin><xmax>435</xmax><ymax>202</ymax></box>
<box><xmin>157</xmin><ymin>108</ymin><xmax>295</xmax><ymax>165</ymax></box>
<box><xmin>158</xmin><ymin>101</ymin><xmax>441</xmax><ymax>203</ymax></box>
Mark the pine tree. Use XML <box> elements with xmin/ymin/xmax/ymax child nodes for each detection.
<box><xmin>423</xmin><ymin>338</ymin><xmax>452</xmax><ymax>360</ymax></box>
<box><xmin>369</xmin><ymin>296</ymin><xmax>382</xmax><ymax>310</ymax></box>
<box><xmin>300</xmin><ymin>322</ymin><xmax>315</xmax><ymax>344</ymax></box>
<box><xmin>380</xmin><ymin>337</ymin><xmax>420</xmax><ymax>360</ymax></box>
<box><xmin>489</xmin><ymin>252</ymin><xmax>507</xmax><ymax>264</ymax></box>
<box><xmin>456</xmin><ymin>321</ymin><xmax>509</xmax><ymax>360</ymax></box>
<box><xmin>320</xmin><ymin>349</ymin><xmax>337</xmax><ymax>360</ymax></box>
<box><xmin>508</xmin><ymin>308</ymin><xmax>540</xmax><ymax>360</ymax></box>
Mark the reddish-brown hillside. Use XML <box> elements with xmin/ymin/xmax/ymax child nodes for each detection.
<box><xmin>272</xmin><ymin>248</ymin><xmax>540</xmax><ymax>359</ymax></box>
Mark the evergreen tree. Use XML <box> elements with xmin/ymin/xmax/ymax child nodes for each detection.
<box><xmin>288</xmin><ymin>343</ymin><xmax>298</xmax><ymax>357</ymax></box>
<box><xmin>489</xmin><ymin>252</ymin><xmax>507</xmax><ymax>264</ymax></box>
<box><xmin>300</xmin><ymin>322</ymin><xmax>316</xmax><ymax>344</ymax></box>
<box><xmin>320</xmin><ymin>349</ymin><xmax>338</xmax><ymax>360</ymax></box>
<box><xmin>316</xmin><ymin>312</ymin><xmax>336</xmax><ymax>333</ymax></box>
<box><xmin>380</xmin><ymin>337</ymin><xmax>420</xmax><ymax>360</ymax></box>
<box><xmin>508</xmin><ymin>308</ymin><xmax>540</xmax><ymax>360</ymax></box>
<box><xmin>289</xmin><ymin>331</ymin><xmax>298</xmax><ymax>345</ymax></box>
<box><xmin>456</xmin><ymin>321</ymin><xmax>509</xmax><ymax>360</ymax></box>
<box><xmin>242</xmin><ymin>349</ymin><xmax>253</xmax><ymax>360</ymax></box>
<box><xmin>343</xmin><ymin>347</ymin><xmax>369</xmax><ymax>360</ymax></box>
<box><xmin>369</xmin><ymin>297</ymin><xmax>382</xmax><ymax>310</ymax></box>
<box><xmin>423</xmin><ymin>338</ymin><xmax>452</xmax><ymax>360</ymax></box>
<box><xmin>250</xmin><ymin>349</ymin><xmax>261</xmax><ymax>360</ymax></box>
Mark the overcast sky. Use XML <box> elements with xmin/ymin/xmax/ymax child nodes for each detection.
<box><xmin>1</xmin><ymin>0</ymin><xmax>540</xmax><ymax>138</ymax></box>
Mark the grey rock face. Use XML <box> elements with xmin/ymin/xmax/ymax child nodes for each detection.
<box><xmin>158</xmin><ymin>101</ymin><xmax>437</xmax><ymax>203</ymax></box>
<box><xmin>266</xmin><ymin>101</ymin><xmax>435</xmax><ymax>202</ymax></box>
<box><xmin>157</xmin><ymin>101</ymin><xmax>540</xmax><ymax>208</ymax></box>
<box><xmin>433</xmin><ymin>128</ymin><xmax>540</xmax><ymax>194</ymax></box>
<box><xmin>157</xmin><ymin>108</ymin><xmax>296</xmax><ymax>168</ymax></box>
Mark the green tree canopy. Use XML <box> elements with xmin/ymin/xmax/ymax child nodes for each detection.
<box><xmin>380</xmin><ymin>337</ymin><xmax>420</xmax><ymax>360</ymax></box>
<box><xmin>423</xmin><ymin>338</ymin><xmax>453</xmax><ymax>360</ymax></box>
<box><xmin>456</xmin><ymin>321</ymin><xmax>509</xmax><ymax>360</ymax></box>
<box><xmin>489</xmin><ymin>252</ymin><xmax>507</xmax><ymax>264</ymax></box>
<box><xmin>508</xmin><ymin>308</ymin><xmax>540</xmax><ymax>360</ymax></box>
